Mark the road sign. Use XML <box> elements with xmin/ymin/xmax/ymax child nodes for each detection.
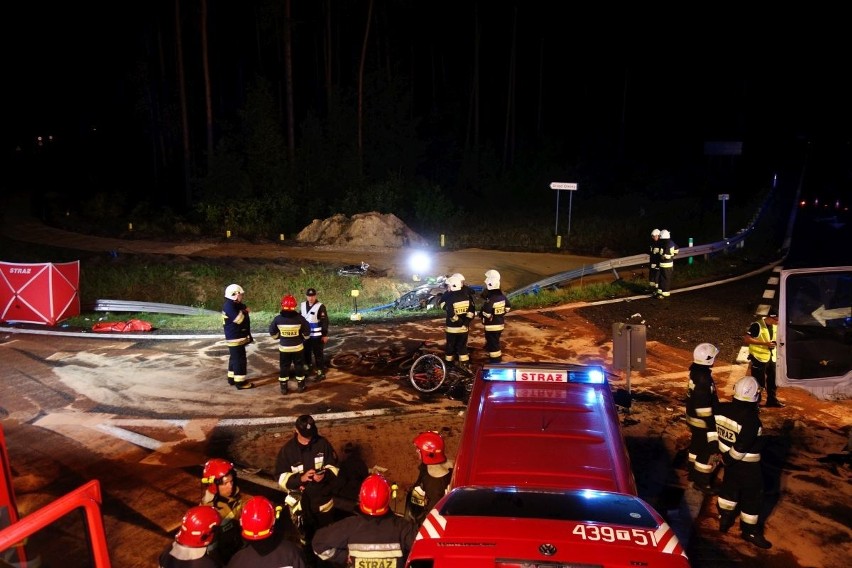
<box><xmin>718</xmin><ymin>194</ymin><xmax>729</xmax><ymax>200</ymax></box>
<box><xmin>551</xmin><ymin>182</ymin><xmax>578</xmax><ymax>190</ymax></box>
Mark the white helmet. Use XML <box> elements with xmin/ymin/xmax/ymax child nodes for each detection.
<box><xmin>733</xmin><ymin>376</ymin><xmax>761</xmax><ymax>402</ymax></box>
<box><xmin>451</xmin><ymin>273</ymin><xmax>466</xmax><ymax>283</ymax></box>
<box><xmin>484</xmin><ymin>269</ymin><xmax>501</xmax><ymax>290</ymax></box>
<box><xmin>651</xmin><ymin>229</ymin><xmax>661</xmax><ymax>237</ymax></box>
<box><xmin>693</xmin><ymin>343</ymin><xmax>719</xmax><ymax>366</ymax></box>
<box><xmin>446</xmin><ymin>275</ymin><xmax>463</xmax><ymax>291</ymax></box>
<box><xmin>224</xmin><ymin>284</ymin><xmax>245</xmax><ymax>299</ymax></box>
<box><xmin>660</xmin><ymin>229</ymin><xmax>671</xmax><ymax>239</ymax></box>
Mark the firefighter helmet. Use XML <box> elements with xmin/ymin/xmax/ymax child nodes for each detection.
<box><xmin>280</xmin><ymin>294</ymin><xmax>297</xmax><ymax>310</ymax></box>
<box><xmin>446</xmin><ymin>275</ymin><xmax>463</xmax><ymax>291</ymax></box>
<box><xmin>225</xmin><ymin>284</ymin><xmax>244</xmax><ymax>299</ymax></box>
<box><xmin>484</xmin><ymin>269</ymin><xmax>501</xmax><ymax>291</ymax></box>
<box><xmin>413</xmin><ymin>431</ymin><xmax>446</xmax><ymax>465</ymax></box>
<box><xmin>451</xmin><ymin>273</ymin><xmax>466</xmax><ymax>283</ymax></box>
<box><xmin>359</xmin><ymin>474</ymin><xmax>391</xmax><ymax>516</ymax></box>
<box><xmin>175</xmin><ymin>506</ymin><xmax>220</xmax><ymax>548</ymax></box>
<box><xmin>651</xmin><ymin>229</ymin><xmax>661</xmax><ymax>237</ymax></box>
<box><xmin>240</xmin><ymin>496</ymin><xmax>277</xmax><ymax>540</ymax></box>
<box><xmin>693</xmin><ymin>343</ymin><xmax>719</xmax><ymax>366</ymax></box>
<box><xmin>660</xmin><ymin>229</ymin><xmax>671</xmax><ymax>239</ymax></box>
<box><xmin>201</xmin><ymin>458</ymin><xmax>236</xmax><ymax>494</ymax></box>
<box><xmin>733</xmin><ymin>376</ymin><xmax>761</xmax><ymax>402</ymax></box>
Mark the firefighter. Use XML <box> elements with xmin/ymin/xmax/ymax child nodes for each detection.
<box><xmin>274</xmin><ymin>414</ymin><xmax>340</xmax><ymax>558</ymax></box>
<box><xmin>313</xmin><ymin>474</ymin><xmax>418</xmax><ymax>568</ymax></box>
<box><xmin>226</xmin><ymin>496</ymin><xmax>307</xmax><ymax>568</ymax></box>
<box><xmin>158</xmin><ymin>505</ymin><xmax>222</xmax><ymax>567</ymax></box>
<box><xmin>439</xmin><ymin>274</ymin><xmax>475</xmax><ymax>370</ymax></box>
<box><xmin>743</xmin><ymin>307</ymin><xmax>784</xmax><ymax>407</ymax></box>
<box><xmin>269</xmin><ymin>294</ymin><xmax>311</xmax><ymax>394</ymax></box>
<box><xmin>221</xmin><ymin>284</ymin><xmax>254</xmax><ymax>390</ymax></box>
<box><xmin>301</xmin><ymin>287</ymin><xmax>330</xmax><ymax>381</ymax></box>
<box><xmin>657</xmin><ymin>229</ymin><xmax>678</xmax><ymax>298</ymax></box>
<box><xmin>200</xmin><ymin>458</ymin><xmax>250</xmax><ymax>564</ymax></box>
<box><xmin>479</xmin><ymin>269</ymin><xmax>511</xmax><ymax>363</ymax></box>
<box><xmin>685</xmin><ymin>343</ymin><xmax>720</xmax><ymax>495</ymax></box>
<box><xmin>407</xmin><ymin>431</ymin><xmax>454</xmax><ymax>525</ymax></box>
<box><xmin>649</xmin><ymin>228</ymin><xmax>662</xmax><ymax>292</ymax></box>
<box><xmin>715</xmin><ymin>376</ymin><xmax>773</xmax><ymax>549</ymax></box>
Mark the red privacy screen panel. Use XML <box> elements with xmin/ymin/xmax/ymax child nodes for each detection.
<box><xmin>0</xmin><ymin>261</ymin><xmax>80</xmax><ymax>325</ymax></box>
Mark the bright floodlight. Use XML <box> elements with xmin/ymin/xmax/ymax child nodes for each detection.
<box><xmin>408</xmin><ymin>251</ymin><xmax>431</xmax><ymax>276</ymax></box>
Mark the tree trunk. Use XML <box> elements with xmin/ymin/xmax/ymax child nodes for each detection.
<box><xmin>357</xmin><ymin>0</ymin><xmax>374</xmax><ymax>172</ymax></box>
<box><xmin>201</xmin><ymin>0</ymin><xmax>214</xmax><ymax>172</ymax></box>
<box><xmin>174</xmin><ymin>0</ymin><xmax>191</xmax><ymax>207</ymax></box>
<box><xmin>502</xmin><ymin>6</ymin><xmax>517</xmax><ymax>169</ymax></box>
<box><xmin>283</xmin><ymin>0</ymin><xmax>295</xmax><ymax>163</ymax></box>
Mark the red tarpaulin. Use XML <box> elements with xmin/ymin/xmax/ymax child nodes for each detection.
<box><xmin>0</xmin><ymin>261</ymin><xmax>80</xmax><ymax>326</ymax></box>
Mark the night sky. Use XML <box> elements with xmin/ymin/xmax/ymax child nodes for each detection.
<box><xmin>8</xmin><ymin>1</ymin><xmax>851</xmax><ymax>206</ymax></box>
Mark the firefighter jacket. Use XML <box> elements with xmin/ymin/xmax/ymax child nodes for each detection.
<box><xmin>440</xmin><ymin>289</ymin><xmax>475</xmax><ymax>333</ymax></box>
<box><xmin>715</xmin><ymin>399</ymin><xmax>765</xmax><ymax>463</ymax></box>
<box><xmin>269</xmin><ymin>310</ymin><xmax>311</xmax><ymax>353</ymax></box>
<box><xmin>225</xmin><ymin>534</ymin><xmax>307</xmax><ymax>568</ymax></box>
<box><xmin>301</xmin><ymin>300</ymin><xmax>329</xmax><ymax>339</ymax></box>
<box><xmin>275</xmin><ymin>434</ymin><xmax>340</xmax><ymax>512</ymax></box>
<box><xmin>222</xmin><ymin>298</ymin><xmax>252</xmax><ymax>347</ymax></box>
<box><xmin>158</xmin><ymin>541</ymin><xmax>222</xmax><ymax>568</ymax></box>
<box><xmin>685</xmin><ymin>363</ymin><xmax>719</xmax><ymax>431</ymax></box>
<box><xmin>200</xmin><ymin>487</ymin><xmax>248</xmax><ymax>563</ymax></box>
<box><xmin>747</xmin><ymin>318</ymin><xmax>776</xmax><ymax>363</ymax></box>
<box><xmin>659</xmin><ymin>238</ymin><xmax>679</xmax><ymax>268</ymax></box>
<box><xmin>479</xmin><ymin>289</ymin><xmax>510</xmax><ymax>332</ymax></box>
<box><xmin>312</xmin><ymin>511</ymin><xmax>418</xmax><ymax>568</ymax></box>
<box><xmin>649</xmin><ymin>237</ymin><xmax>662</xmax><ymax>267</ymax></box>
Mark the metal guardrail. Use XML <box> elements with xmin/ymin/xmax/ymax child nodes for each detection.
<box><xmin>87</xmin><ymin>299</ymin><xmax>219</xmax><ymax>317</ymax></box>
<box><xmin>506</xmin><ymin>190</ymin><xmax>771</xmax><ymax>300</ymax></box>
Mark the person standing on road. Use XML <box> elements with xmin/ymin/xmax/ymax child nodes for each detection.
<box><xmin>656</xmin><ymin>230</ymin><xmax>678</xmax><ymax>298</ymax></box>
<box><xmin>744</xmin><ymin>307</ymin><xmax>785</xmax><ymax>408</ymax></box>
<box><xmin>226</xmin><ymin>496</ymin><xmax>307</xmax><ymax>568</ymax></box>
<box><xmin>159</xmin><ymin>505</ymin><xmax>223</xmax><ymax>568</ymax></box>
<box><xmin>715</xmin><ymin>375</ymin><xmax>773</xmax><ymax>550</ymax></box>
<box><xmin>479</xmin><ymin>269</ymin><xmax>510</xmax><ymax>363</ymax></box>
<box><xmin>269</xmin><ymin>294</ymin><xmax>311</xmax><ymax>394</ymax></box>
<box><xmin>439</xmin><ymin>274</ymin><xmax>475</xmax><ymax>371</ymax></box>
<box><xmin>685</xmin><ymin>343</ymin><xmax>720</xmax><ymax>496</ymax></box>
<box><xmin>313</xmin><ymin>474</ymin><xmax>417</xmax><ymax>568</ymax></box>
<box><xmin>275</xmin><ymin>415</ymin><xmax>340</xmax><ymax>559</ymax></box>
<box><xmin>301</xmin><ymin>287</ymin><xmax>330</xmax><ymax>382</ymax></box>
<box><xmin>222</xmin><ymin>284</ymin><xmax>254</xmax><ymax>390</ymax></box>
<box><xmin>649</xmin><ymin>229</ymin><xmax>662</xmax><ymax>293</ymax></box>
<box><xmin>406</xmin><ymin>431</ymin><xmax>454</xmax><ymax>526</ymax></box>
<box><xmin>200</xmin><ymin>458</ymin><xmax>250</xmax><ymax>564</ymax></box>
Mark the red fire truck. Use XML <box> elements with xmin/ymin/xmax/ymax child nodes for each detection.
<box><xmin>0</xmin><ymin>423</ymin><xmax>112</xmax><ymax>567</ymax></box>
<box><xmin>405</xmin><ymin>362</ymin><xmax>691</xmax><ymax>568</ymax></box>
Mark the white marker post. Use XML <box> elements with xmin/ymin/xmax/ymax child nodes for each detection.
<box><xmin>718</xmin><ymin>193</ymin><xmax>729</xmax><ymax>238</ymax></box>
<box><xmin>550</xmin><ymin>182</ymin><xmax>578</xmax><ymax>236</ymax></box>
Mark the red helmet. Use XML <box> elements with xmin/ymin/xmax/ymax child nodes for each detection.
<box><xmin>281</xmin><ymin>295</ymin><xmax>297</xmax><ymax>310</ymax></box>
<box><xmin>201</xmin><ymin>458</ymin><xmax>236</xmax><ymax>495</ymax></box>
<box><xmin>359</xmin><ymin>474</ymin><xmax>391</xmax><ymax>516</ymax></box>
<box><xmin>240</xmin><ymin>496</ymin><xmax>277</xmax><ymax>540</ymax></box>
<box><xmin>175</xmin><ymin>505</ymin><xmax>220</xmax><ymax>548</ymax></box>
<box><xmin>413</xmin><ymin>431</ymin><xmax>446</xmax><ymax>465</ymax></box>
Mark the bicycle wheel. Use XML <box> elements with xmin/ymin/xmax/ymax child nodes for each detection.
<box><xmin>409</xmin><ymin>354</ymin><xmax>447</xmax><ymax>393</ymax></box>
<box><xmin>330</xmin><ymin>352</ymin><xmax>360</xmax><ymax>369</ymax></box>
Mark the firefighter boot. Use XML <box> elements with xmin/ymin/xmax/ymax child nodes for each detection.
<box><xmin>279</xmin><ymin>380</ymin><xmax>289</xmax><ymax>395</ymax></box>
<box><xmin>297</xmin><ymin>379</ymin><xmax>307</xmax><ymax>393</ymax></box>
<box><xmin>741</xmin><ymin>524</ymin><xmax>772</xmax><ymax>549</ymax></box>
<box><xmin>718</xmin><ymin>510</ymin><xmax>737</xmax><ymax>534</ymax></box>
<box><xmin>314</xmin><ymin>369</ymin><xmax>326</xmax><ymax>382</ymax></box>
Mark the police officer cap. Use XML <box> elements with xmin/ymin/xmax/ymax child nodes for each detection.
<box><xmin>306</xmin><ymin>288</ymin><xmax>317</xmax><ymax>296</ymax></box>
<box><xmin>296</xmin><ymin>414</ymin><xmax>318</xmax><ymax>437</ymax></box>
